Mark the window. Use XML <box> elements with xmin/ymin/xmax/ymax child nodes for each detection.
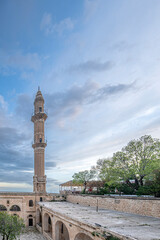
<box><xmin>39</xmin><ymin>138</ymin><xmax>42</xmax><ymax>143</ymax></box>
<box><xmin>10</xmin><ymin>205</ymin><xmax>21</xmax><ymax>211</ymax></box>
<box><xmin>7</xmin><ymin>200</ymin><xmax>9</xmax><ymax>205</ymax></box>
<box><xmin>0</xmin><ymin>205</ymin><xmax>7</xmax><ymax>211</ymax></box>
<box><xmin>40</xmin><ymin>197</ymin><xmax>43</xmax><ymax>202</ymax></box>
<box><xmin>29</xmin><ymin>200</ymin><xmax>33</xmax><ymax>207</ymax></box>
<box><xmin>39</xmin><ymin>107</ymin><xmax>42</xmax><ymax>112</ymax></box>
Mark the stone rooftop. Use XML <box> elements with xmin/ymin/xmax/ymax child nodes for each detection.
<box><xmin>0</xmin><ymin>192</ymin><xmax>57</xmax><ymax>196</ymax></box>
<box><xmin>39</xmin><ymin>201</ymin><xmax>160</xmax><ymax>240</ymax></box>
<box><xmin>0</xmin><ymin>192</ymin><xmax>35</xmax><ymax>196</ymax></box>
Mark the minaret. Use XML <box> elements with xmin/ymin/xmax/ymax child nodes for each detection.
<box><xmin>31</xmin><ymin>88</ymin><xmax>47</xmax><ymax>193</ymax></box>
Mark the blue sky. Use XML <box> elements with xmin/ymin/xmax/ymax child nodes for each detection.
<box><xmin>1</xmin><ymin>0</ymin><xmax>160</xmax><ymax>192</ymax></box>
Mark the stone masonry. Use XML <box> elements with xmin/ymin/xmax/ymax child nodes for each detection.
<box><xmin>31</xmin><ymin>88</ymin><xmax>47</xmax><ymax>194</ymax></box>
<box><xmin>66</xmin><ymin>194</ymin><xmax>160</xmax><ymax>218</ymax></box>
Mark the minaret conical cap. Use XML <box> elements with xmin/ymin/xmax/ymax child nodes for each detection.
<box><xmin>34</xmin><ymin>87</ymin><xmax>44</xmax><ymax>103</ymax></box>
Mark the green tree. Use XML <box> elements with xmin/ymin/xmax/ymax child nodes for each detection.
<box><xmin>93</xmin><ymin>158</ymin><xmax>118</xmax><ymax>184</ymax></box>
<box><xmin>72</xmin><ymin>170</ymin><xmax>95</xmax><ymax>193</ymax></box>
<box><xmin>0</xmin><ymin>212</ymin><xmax>25</xmax><ymax>240</ymax></box>
<box><xmin>112</xmin><ymin>135</ymin><xmax>160</xmax><ymax>190</ymax></box>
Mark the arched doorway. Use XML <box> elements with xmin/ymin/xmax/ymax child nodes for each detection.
<box><xmin>75</xmin><ymin>233</ymin><xmax>93</xmax><ymax>240</ymax></box>
<box><xmin>28</xmin><ymin>215</ymin><xmax>33</xmax><ymax>227</ymax></box>
<box><xmin>44</xmin><ymin>213</ymin><xmax>52</xmax><ymax>237</ymax></box>
<box><xmin>55</xmin><ymin>221</ymin><xmax>69</xmax><ymax>240</ymax></box>
<box><xmin>37</xmin><ymin>208</ymin><xmax>42</xmax><ymax>227</ymax></box>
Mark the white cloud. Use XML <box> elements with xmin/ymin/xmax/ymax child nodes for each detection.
<box><xmin>40</xmin><ymin>13</ymin><xmax>74</xmax><ymax>35</ymax></box>
<box><xmin>0</xmin><ymin>49</ymin><xmax>41</xmax><ymax>71</ymax></box>
<box><xmin>84</xmin><ymin>0</ymin><xmax>101</xmax><ymax>21</ymax></box>
<box><xmin>40</xmin><ymin>12</ymin><xmax>52</xmax><ymax>31</ymax></box>
<box><xmin>0</xmin><ymin>95</ymin><xmax>9</xmax><ymax>126</ymax></box>
<box><xmin>0</xmin><ymin>95</ymin><xmax>8</xmax><ymax>111</ymax></box>
<box><xmin>0</xmin><ymin>182</ymin><xmax>31</xmax><ymax>188</ymax></box>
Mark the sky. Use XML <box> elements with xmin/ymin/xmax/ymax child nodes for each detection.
<box><xmin>1</xmin><ymin>0</ymin><xmax>160</xmax><ymax>193</ymax></box>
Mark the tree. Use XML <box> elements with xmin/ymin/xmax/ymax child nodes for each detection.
<box><xmin>0</xmin><ymin>212</ymin><xmax>25</xmax><ymax>240</ymax></box>
<box><xmin>93</xmin><ymin>158</ymin><xmax>122</xmax><ymax>194</ymax></box>
<box><xmin>72</xmin><ymin>170</ymin><xmax>95</xmax><ymax>193</ymax></box>
<box><xmin>112</xmin><ymin>135</ymin><xmax>160</xmax><ymax>190</ymax></box>
<box><xmin>93</xmin><ymin>158</ymin><xmax>118</xmax><ymax>184</ymax></box>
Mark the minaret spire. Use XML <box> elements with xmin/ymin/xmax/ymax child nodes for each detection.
<box><xmin>31</xmin><ymin>89</ymin><xmax>47</xmax><ymax>193</ymax></box>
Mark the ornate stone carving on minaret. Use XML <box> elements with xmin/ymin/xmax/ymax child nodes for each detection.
<box><xmin>31</xmin><ymin>88</ymin><xmax>47</xmax><ymax>193</ymax></box>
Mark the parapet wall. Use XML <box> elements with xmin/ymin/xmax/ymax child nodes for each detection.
<box><xmin>66</xmin><ymin>194</ymin><xmax>160</xmax><ymax>218</ymax></box>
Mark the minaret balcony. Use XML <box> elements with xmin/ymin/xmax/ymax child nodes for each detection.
<box><xmin>32</xmin><ymin>142</ymin><xmax>47</xmax><ymax>149</ymax></box>
<box><xmin>31</xmin><ymin>112</ymin><xmax>47</xmax><ymax>122</ymax></box>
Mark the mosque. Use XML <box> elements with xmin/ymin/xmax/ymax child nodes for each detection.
<box><xmin>0</xmin><ymin>89</ymin><xmax>159</xmax><ymax>240</ymax></box>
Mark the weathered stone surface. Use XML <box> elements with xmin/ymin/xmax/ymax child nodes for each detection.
<box><xmin>0</xmin><ymin>228</ymin><xmax>46</xmax><ymax>240</ymax></box>
<box><xmin>38</xmin><ymin>201</ymin><xmax>160</xmax><ymax>240</ymax></box>
<box><xmin>0</xmin><ymin>192</ymin><xmax>53</xmax><ymax>226</ymax></box>
<box><xmin>67</xmin><ymin>194</ymin><xmax>160</xmax><ymax>218</ymax></box>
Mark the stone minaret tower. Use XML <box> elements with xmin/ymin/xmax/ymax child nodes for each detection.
<box><xmin>31</xmin><ymin>88</ymin><xmax>47</xmax><ymax>193</ymax></box>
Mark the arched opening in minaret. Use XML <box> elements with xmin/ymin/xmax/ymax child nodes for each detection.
<box><xmin>55</xmin><ymin>221</ymin><xmax>69</xmax><ymax>240</ymax></box>
<box><xmin>74</xmin><ymin>233</ymin><xmax>93</xmax><ymax>240</ymax></box>
<box><xmin>44</xmin><ymin>213</ymin><xmax>52</xmax><ymax>237</ymax></box>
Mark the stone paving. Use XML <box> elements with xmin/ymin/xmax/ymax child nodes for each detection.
<box><xmin>20</xmin><ymin>228</ymin><xmax>46</xmax><ymax>240</ymax></box>
<box><xmin>0</xmin><ymin>228</ymin><xmax>46</xmax><ymax>240</ymax></box>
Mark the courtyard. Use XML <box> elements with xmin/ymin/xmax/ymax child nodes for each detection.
<box><xmin>0</xmin><ymin>228</ymin><xmax>46</xmax><ymax>240</ymax></box>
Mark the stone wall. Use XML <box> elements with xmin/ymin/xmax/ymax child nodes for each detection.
<box><xmin>0</xmin><ymin>192</ymin><xmax>53</xmax><ymax>226</ymax></box>
<box><xmin>66</xmin><ymin>195</ymin><xmax>160</xmax><ymax>218</ymax></box>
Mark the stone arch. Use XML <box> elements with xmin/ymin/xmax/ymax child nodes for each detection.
<box><xmin>0</xmin><ymin>205</ymin><xmax>7</xmax><ymax>211</ymax></box>
<box><xmin>55</xmin><ymin>221</ymin><xmax>69</xmax><ymax>240</ymax></box>
<box><xmin>74</xmin><ymin>233</ymin><xmax>93</xmax><ymax>240</ymax></box>
<box><xmin>44</xmin><ymin>213</ymin><xmax>52</xmax><ymax>237</ymax></box>
<box><xmin>28</xmin><ymin>214</ymin><xmax>33</xmax><ymax>227</ymax></box>
<box><xmin>37</xmin><ymin>208</ymin><xmax>42</xmax><ymax>227</ymax></box>
<box><xmin>10</xmin><ymin>205</ymin><xmax>21</xmax><ymax>211</ymax></box>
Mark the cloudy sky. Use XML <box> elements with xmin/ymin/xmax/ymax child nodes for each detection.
<box><xmin>1</xmin><ymin>0</ymin><xmax>160</xmax><ymax>192</ymax></box>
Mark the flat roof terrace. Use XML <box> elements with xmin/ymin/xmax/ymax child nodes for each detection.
<box><xmin>39</xmin><ymin>201</ymin><xmax>160</xmax><ymax>240</ymax></box>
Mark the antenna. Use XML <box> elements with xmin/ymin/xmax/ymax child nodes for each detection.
<box><xmin>38</xmin><ymin>86</ymin><xmax>40</xmax><ymax>91</ymax></box>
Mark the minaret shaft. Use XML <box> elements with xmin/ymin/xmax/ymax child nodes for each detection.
<box><xmin>31</xmin><ymin>89</ymin><xmax>47</xmax><ymax>193</ymax></box>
